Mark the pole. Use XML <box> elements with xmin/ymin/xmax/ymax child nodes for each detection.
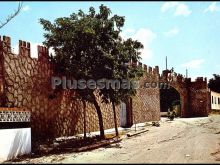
<box><xmin>166</xmin><ymin>56</ymin><xmax>167</xmax><ymax>70</ymax></box>
<box><xmin>83</xmin><ymin>101</ymin><xmax>86</xmax><ymax>140</ymax></box>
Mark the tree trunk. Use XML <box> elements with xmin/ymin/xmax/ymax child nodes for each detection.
<box><xmin>83</xmin><ymin>101</ymin><xmax>87</xmax><ymax>140</ymax></box>
<box><xmin>92</xmin><ymin>95</ymin><xmax>105</xmax><ymax>139</ymax></box>
<box><xmin>112</xmin><ymin>101</ymin><xmax>119</xmax><ymax>137</ymax></box>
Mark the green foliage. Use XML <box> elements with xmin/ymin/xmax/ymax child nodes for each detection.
<box><xmin>40</xmin><ymin>4</ymin><xmax>144</xmax><ymax>104</ymax></box>
<box><xmin>208</xmin><ymin>74</ymin><xmax>220</xmax><ymax>93</ymax></box>
<box><xmin>40</xmin><ymin>4</ymin><xmax>144</xmax><ymax>138</ymax></box>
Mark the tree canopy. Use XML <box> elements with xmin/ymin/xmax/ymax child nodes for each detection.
<box><xmin>208</xmin><ymin>74</ymin><xmax>220</xmax><ymax>93</ymax></box>
<box><xmin>40</xmin><ymin>4</ymin><xmax>144</xmax><ymax>138</ymax></box>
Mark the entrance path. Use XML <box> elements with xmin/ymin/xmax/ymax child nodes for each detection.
<box><xmin>5</xmin><ymin>115</ymin><xmax>220</xmax><ymax>163</ymax></box>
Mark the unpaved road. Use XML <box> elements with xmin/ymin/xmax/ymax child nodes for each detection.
<box><xmin>6</xmin><ymin>115</ymin><xmax>220</xmax><ymax>164</ymax></box>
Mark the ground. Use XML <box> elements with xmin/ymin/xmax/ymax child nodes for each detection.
<box><xmin>5</xmin><ymin>114</ymin><xmax>220</xmax><ymax>164</ymax></box>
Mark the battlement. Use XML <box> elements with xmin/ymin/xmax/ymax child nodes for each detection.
<box><xmin>185</xmin><ymin>77</ymin><xmax>207</xmax><ymax>84</ymax></box>
<box><xmin>129</xmin><ymin>60</ymin><xmax>160</xmax><ymax>76</ymax></box>
<box><xmin>0</xmin><ymin>36</ymin><xmax>11</xmax><ymax>52</ymax></box>
<box><xmin>19</xmin><ymin>40</ymin><xmax>30</xmax><ymax>57</ymax></box>
<box><xmin>0</xmin><ymin>36</ymin><xmax>6</xmax><ymax>95</ymax></box>
<box><xmin>0</xmin><ymin>35</ymin><xmax>49</xmax><ymax>60</ymax></box>
<box><xmin>38</xmin><ymin>45</ymin><xmax>49</xmax><ymax>60</ymax></box>
<box><xmin>195</xmin><ymin>77</ymin><xmax>207</xmax><ymax>83</ymax></box>
<box><xmin>135</xmin><ymin>61</ymin><xmax>159</xmax><ymax>75</ymax></box>
<box><xmin>0</xmin><ymin>36</ymin><xmax>207</xmax><ymax>84</ymax></box>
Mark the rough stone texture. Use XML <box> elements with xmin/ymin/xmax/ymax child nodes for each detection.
<box><xmin>0</xmin><ymin>36</ymin><xmax>6</xmax><ymax>107</ymax></box>
<box><xmin>0</xmin><ymin>36</ymin><xmax>210</xmax><ymax>142</ymax></box>
<box><xmin>189</xmin><ymin>77</ymin><xmax>209</xmax><ymax>117</ymax></box>
<box><xmin>160</xmin><ymin>71</ymin><xmax>209</xmax><ymax>117</ymax></box>
<box><xmin>0</xmin><ymin>36</ymin><xmax>124</xmax><ymax>141</ymax></box>
<box><xmin>132</xmin><ymin>66</ymin><xmax>161</xmax><ymax>124</ymax></box>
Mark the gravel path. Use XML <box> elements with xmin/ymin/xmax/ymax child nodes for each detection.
<box><xmin>5</xmin><ymin>115</ymin><xmax>220</xmax><ymax>164</ymax></box>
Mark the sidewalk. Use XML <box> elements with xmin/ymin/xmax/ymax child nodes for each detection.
<box><xmin>56</xmin><ymin>121</ymin><xmax>153</xmax><ymax>142</ymax></box>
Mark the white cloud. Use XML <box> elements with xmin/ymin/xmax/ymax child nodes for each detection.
<box><xmin>121</xmin><ymin>28</ymin><xmax>157</xmax><ymax>63</ymax></box>
<box><xmin>174</xmin><ymin>4</ymin><xmax>192</xmax><ymax>16</ymax></box>
<box><xmin>204</xmin><ymin>2</ymin><xmax>220</xmax><ymax>13</ymax></box>
<box><xmin>12</xmin><ymin>42</ymin><xmax>55</xmax><ymax>58</ymax></box>
<box><xmin>22</xmin><ymin>5</ymin><xmax>30</xmax><ymax>12</ymax></box>
<box><xmin>189</xmin><ymin>76</ymin><xmax>197</xmax><ymax>81</ymax></box>
<box><xmin>124</xmin><ymin>28</ymin><xmax>135</xmax><ymax>33</ymax></box>
<box><xmin>161</xmin><ymin>2</ymin><xmax>179</xmax><ymax>13</ymax></box>
<box><xmin>49</xmin><ymin>47</ymin><xmax>55</xmax><ymax>56</ymax></box>
<box><xmin>161</xmin><ymin>2</ymin><xmax>192</xmax><ymax>17</ymax></box>
<box><xmin>164</xmin><ymin>27</ymin><xmax>179</xmax><ymax>37</ymax></box>
<box><xmin>181</xmin><ymin>59</ymin><xmax>205</xmax><ymax>69</ymax></box>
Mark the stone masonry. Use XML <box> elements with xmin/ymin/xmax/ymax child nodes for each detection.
<box><xmin>0</xmin><ymin>36</ymin><xmax>210</xmax><ymax>141</ymax></box>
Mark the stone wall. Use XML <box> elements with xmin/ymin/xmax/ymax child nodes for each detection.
<box><xmin>0</xmin><ymin>36</ymin><xmax>161</xmax><ymax>141</ymax></box>
<box><xmin>132</xmin><ymin>64</ymin><xmax>161</xmax><ymax>123</ymax></box>
<box><xmin>0</xmin><ymin>35</ymin><xmax>209</xmax><ymax>142</ymax></box>
<box><xmin>0</xmin><ymin>36</ymin><xmax>6</xmax><ymax>106</ymax></box>
<box><xmin>160</xmin><ymin>71</ymin><xmax>209</xmax><ymax>117</ymax></box>
<box><xmin>0</xmin><ymin>36</ymin><xmax>124</xmax><ymax>141</ymax></box>
<box><xmin>189</xmin><ymin>77</ymin><xmax>209</xmax><ymax>117</ymax></box>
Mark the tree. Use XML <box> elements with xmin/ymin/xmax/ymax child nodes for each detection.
<box><xmin>98</xmin><ymin>39</ymin><xmax>144</xmax><ymax>136</ymax></box>
<box><xmin>208</xmin><ymin>74</ymin><xmax>220</xmax><ymax>93</ymax></box>
<box><xmin>40</xmin><ymin>4</ymin><xmax>144</xmax><ymax>139</ymax></box>
<box><xmin>0</xmin><ymin>2</ymin><xmax>23</xmax><ymax>29</ymax></box>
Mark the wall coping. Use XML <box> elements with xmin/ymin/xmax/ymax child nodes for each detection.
<box><xmin>0</xmin><ymin>107</ymin><xmax>30</xmax><ymax>112</ymax></box>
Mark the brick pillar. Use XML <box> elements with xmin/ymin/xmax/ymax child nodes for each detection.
<box><xmin>155</xmin><ymin>66</ymin><xmax>159</xmax><ymax>75</ymax></box>
<box><xmin>19</xmin><ymin>40</ymin><xmax>31</xmax><ymax>57</ymax></box>
<box><xmin>144</xmin><ymin>64</ymin><xmax>147</xmax><ymax>72</ymax></box>
<box><xmin>2</xmin><ymin>36</ymin><xmax>11</xmax><ymax>53</ymax></box>
<box><xmin>38</xmin><ymin>45</ymin><xmax>49</xmax><ymax>61</ymax></box>
<box><xmin>0</xmin><ymin>36</ymin><xmax>10</xmax><ymax>106</ymax></box>
<box><xmin>0</xmin><ymin>36</ymin><xmax>3</xmax><ymax>94</ymax></box>
<box><xmin>148</xmin><ymin>66</ymin><xmax>152</xmax><ymax>74</ymax></box>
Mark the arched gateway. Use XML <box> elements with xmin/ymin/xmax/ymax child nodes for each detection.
<box><xmin>0</xmin><ymin>36</ymin><xmax>210</xmax><ymax>141</ymax></box>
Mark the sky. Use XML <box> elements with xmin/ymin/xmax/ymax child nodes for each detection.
<box><xmin>0</xmin><ymin>1</ymin><xmax>220</xmax><ymax>80</ymax></box>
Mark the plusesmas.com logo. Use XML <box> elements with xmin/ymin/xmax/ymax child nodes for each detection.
<box><xmin>51</xmin><ymin>76</ymin><xmax>171</xmax><ymax>90</ymax></box>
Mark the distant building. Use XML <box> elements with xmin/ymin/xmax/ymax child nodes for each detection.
<box><xmin>211</xmin><ymin>91</ymin><xmax>220</xmax><ymax>110</ymax></box>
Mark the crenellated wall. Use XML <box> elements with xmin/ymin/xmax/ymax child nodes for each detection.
<box><xmin>132</xmin><ymin>62</ymin><xmax>161</xmax><ymax>123</ymax></box>
<box><xmin>0</xmin><ymin>36</ymin><xmax>122</xmax><ymax>141</ymax></box>
<box><xmin>133</xmin><ymin>61</ymin><xmax>210</xmax><ymax>118</ymax></box>
<box><xmin>0</xmin><ymin>35</ymin><xmax>209</xmax><ymax>142</ymax></box>
<box><xmin>188</xmin><ymin>77</ymin><xmax>209</xmax><ymax>117</ymax></box>
<box><xmin>0</xmin><ymin>36</ymin><xmax>161</xmax><ymax>142</ymax></box>
<box><xmin>160</xmin><ymin>70</ymin><xmax>210</xmax><ymax>117</ymax></box>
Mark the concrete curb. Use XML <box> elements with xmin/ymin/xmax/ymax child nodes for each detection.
<box><xmin>56</xmin><ymin>138</ymin><xmax>122</xmax><ymax>153</ymax></box>
<box><xmin>127</xmin><ymin>129</ymin><xmax>149</xmax><ymax>137</ymax></box>
<box><xmin>75</xmin><ymin>138</ymin><xmax>122</xmax><ymax>152</ymax></box>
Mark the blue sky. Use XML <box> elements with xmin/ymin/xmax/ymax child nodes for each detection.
<box><xmin>0</xmin><ymin>1</ymin><xmax>220</xmax><ymax>80</ymax></box>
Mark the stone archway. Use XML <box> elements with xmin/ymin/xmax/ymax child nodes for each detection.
<box><xmin>160</xmin><ymin>70</ymin><xmax>188</xmax><ymax>118</ymax></box>
<box><xmin>169</xmin><ymin>82</ymin><xmax>189</xmax><ymax>118</ymax></box>
<box><xmin>160</xmin><ymin>85</ymin><xmax>181</xmax><ymax>117</ymax></box>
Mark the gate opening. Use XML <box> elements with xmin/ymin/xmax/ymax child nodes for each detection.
<box><xmin>160</xmin><ymin>86</ymin><xmax>181</xmax><ymax>117</ymax></box>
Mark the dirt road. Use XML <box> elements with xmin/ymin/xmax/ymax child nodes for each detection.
<box><xmin>7</xmin><ymin>115</ymin><xmax>220</xmax><ymax>164</ymax></box>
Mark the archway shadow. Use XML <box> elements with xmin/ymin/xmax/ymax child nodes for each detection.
<box><xmin>160</xmin><ymin>86</ymin><xmax>181</xmax><ymax>117</ymax></box>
